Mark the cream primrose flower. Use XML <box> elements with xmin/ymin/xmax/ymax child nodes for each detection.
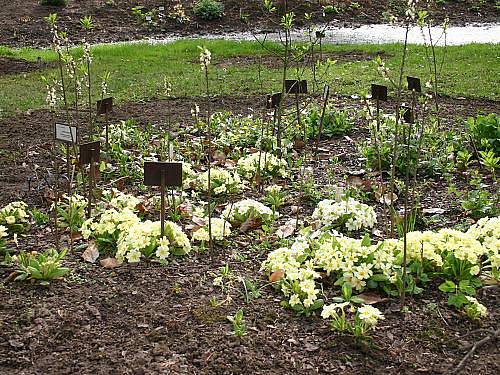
<box><xmin>357</xmin><ymin>305</ymin><xmax>385</xmax><ymax>326</ymax></box>
<box><xmin>321</xmin><ymin>302</ymin><xmax>350</xmax><ymax>319</ymax></box>
<box><xmin>192</xmin><ymin>217</ymin><xmax>231</xmax><ymax>242</ymax></box>
<box><xmin>222</xmin><ymin>199</ymin><xmax>278</xmax><ymax>224</ymax></box>
<box><xmin>465</xmin><ymin>296</ymin><xmax>488</xmax><ymax>318</ymax></box>
<box><xmin>155</xmin><ymin>236</ymin><xmax>170</xmax><ymax>260</ymax></box>
<box><xmin>265</xmin><ymin>184</ymin><xmax>282</xmax><ymax>194</ymax></box>
<box><xmin>192</xmin><ymin>167</ymin><xmax>240</xmax><ymax>195</ymax></box>
<box><xmin>237</xmin><ymin>152</ymin><xmax>288</xmax><ymax>180</ymax></box>
<box><xmin>5</xmin><ymin>216</ymin><xmax>15</xmax><ymax>225</ymax></box>
<box><xmin>81</xmin><ymin>207</ymin><xmax>141</xmax><ymax>241</ymax></box>
<box><xmin>117</xmin><ymin>220</ymin><xmax>191</xmax><ymax>263</ymax></box>
<box><xmin>0</xmin><ymin>225</ymin><xmax>7</xmax><ymax>238</ymax></box>
<box><xmin>312</xmin><ymin>198</ymin><xmax>377</xmax><ymax>232</ymax></box>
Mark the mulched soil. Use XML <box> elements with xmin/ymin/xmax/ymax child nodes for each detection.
<box><xmin>0</xmin><ymin>56</ymin><xmax>55</xmax><ymax>76</ymax></box>
<box><xmin>0</xmin><ymin>93</ymin><xmax>499</xmax><ymax>374</ymax></box>
<box><xmin>213</xmin><ymin>50</ymin><xmax>390</xmax><ymax>69</ymax></box>
<box><xmin>0</xmin><ymin>0</ymin><xmax>499</xmax><ymax>48</ymax></box>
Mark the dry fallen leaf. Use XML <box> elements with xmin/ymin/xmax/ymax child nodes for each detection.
<box><xmin>276</xmin><ymin>219</ymin><xmax>296</xmax><ymax>239</ymax></box>
<box><xmin>356</xmin><ymin>292</ymin><xmax>388</xmax><ymax>305</ymax></box>
<box><xmin>240</xmin><ymin>217</ymin><xmax>262</xmax><ymax>233</ymax></box>
<box><xmin>82</xmin><ymin>241</ymin><xmax>99</xmax><ymax>263</ymax></box>
<box><xmin>269</xmin><ymin>269</ymin><xmax>285</xmax><ymax>283</ymax></box>
<box><xmin>100</xmin><ymin>257</ymin><xmax>120</xmax><ymax>269</ymax></box>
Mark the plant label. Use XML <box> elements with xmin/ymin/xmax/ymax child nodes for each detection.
<box><xmin>407</xmin><ymin>76</ymin><xmax>421</xmax><ymax>93</ymax></box>
<box><xmin>159</xmin><ymin>6</ymin><xmax>165</xmax><ymax>11</ymax></box>
<box><xmin>266</xmin><ymin>92</ymin><xmax>282</xmax><ymax>109</ymax></box>
<box><xmin>402</xmin><ymin>106</ymin><xmax>415</xmax><ymax>124</ymax></box>
<box><xmin>54</xmin><ymin>123</ymin><xmax>78</xmax><ymax>144</ymax></box>
<box><xmin>323</xmin><ymin>84</ymin><xmax>330</xmax><ymax>101</ymax></box>
<box><xmin>146</xmin><ymin>15</ymin><xmax>152</xmax><ymax>22</ymax></box>
<box><xmin>316</xmin><ymin>30</ymin><xmax>326</xmax><ymax>39</ymax></box>
<box><xmin>79</xmin><ymin>141</ymin><xmax>101</xmax><ymax>165</ymax></box>
<box><xmin>371</xmin><ymin>84</ymin><xmax>388</xmax><ymax>101</ymax></box>
<box><xmin>144</xmin><ymin>162</ymin><xmax>182</xmax><ymax>187</ymax></box>
<box><xmin>285</xmin><ymin>80</ymin><xmax>308</xmax><ymax>94</ymax></box>
<box><xmin>96</xmin><ymin>97</ymin><xmax>113</xmax><ymax>115</ymax></box>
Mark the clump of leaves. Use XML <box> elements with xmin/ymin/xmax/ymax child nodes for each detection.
<box><xmin>14</xmin><ymin>248</ymin><xmax>70</xmax><ymax>285</ymax></box>
<box><xmin>467</xmin><ymin>113</ymin><xmax>499</xmax><ymax>156</ymax></box>
<box><xmin>227</xmin><ymin>309</ymin><xmax>247</xmax><ymax>337</ymax></box>
<box><xmin>193</xmin><ymin>0</ymin><xmax>224</xmax><ymax>20</ymax></box>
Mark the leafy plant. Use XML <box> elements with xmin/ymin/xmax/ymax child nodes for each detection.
<box><xmin>467</xmin><ymin>113</ymin><xmax>499</xmax><ymax>156</ymax></box>
<box><xmin>193</xmin><ymin>0</ymin><xmax>224</xmax><ymax>20</ymax></box>
<box><xmin>227</xmin><ymin>309</ymin><xmax>247</xmax><ymax>337</ymax></box>
<box><xmin>304</xmin><ymin>106</ymin><xmax>354</xmax><ymax>139</ymax></box>
<box><xmin>459</xmin><ymin>189</ymin><xmax>499</xmax><ymax>219</ymax></box>
<box><xmin>31</xmin><ymin>208</ymin><xmax>49</xmax><ymax>226</ymax></box>
<box><xmin>14</xmin><ymin>249</ymin><xmax>70</xmax><ymax>286</ymax></box>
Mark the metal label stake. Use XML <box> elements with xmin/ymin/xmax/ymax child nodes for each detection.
<box><xmin>96</xmin><ymin>97</ymin><xmax>113</xmax><ymax>147</ymax></box>
<box><xmin>316</xmin><ymin>84</ymin><xmax>331</xmax><ymax>152</ymax></box>
<box><xmin>79</xmin><ymin>141</ymin><xmax>101</xmax><ymax>218</ymax></box>
<box><xmin>371</xmin><ymin>84</ymin><xmax>388</xmax><ymax>132</ymax></box>
<box><xmin>144</xmin><ymin>162</ymin><xmax>182</xmax><ymax>238</ymax></box>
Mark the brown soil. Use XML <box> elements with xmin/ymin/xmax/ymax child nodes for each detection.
<box><xmin>0</xmin><ymin>94</ymin><xmax>499</xmax><ymax>374</ymax></box>
<box><xmin>0</xmin><ymin>0</ymin><xmax>498</xmax><ymax>48</ymax></box>
<box><xmin>0</xmin><ymin>56</ymin><xmax>55</xmax><ymax>76</ymax></box>
<box><xmin>214</xmin><ymin>51</ymin><xmax>390</xmax><ymax>69</ymax></box>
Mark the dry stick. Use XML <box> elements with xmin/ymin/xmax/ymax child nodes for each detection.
<box><xmin>203</xmin><ymin>62</ymin><xmax>213</xmax><ymax>253</ymax></box>
<box><xmin>390</xmin><ymin>23</ymin><xmax>410</xmax><ymax>241</ymax></box>
<box><xmin>427</xmin><ymin>24</ymin><xmax>442</xmax><ymax>128</ymax></box>
<box><xmin>364</xmin><ymin>97</ymin><xmax>389</xmax><ymax>238</ymax></box>
<box><xmin>453</xmin><ymin>328</ymin><xmax>499</xmax><ymax>374</ymax></box>
<box><xmin>402</xmin><ymin>116</ymin><xmax>413</xmax><ymax>308</ymax></box>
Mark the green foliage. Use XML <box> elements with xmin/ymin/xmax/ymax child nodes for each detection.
<box><xmin>31</xmin><ymin>208</ymin><xmax>49</xmax><ymax>226</ymax></box>
<box><xmin>193</xmin><ymin>0</ymin><xmax>224</xmax><ymax>20</ymax></box>
<box><xmin>14</xmin><ymin>249</ymin><xmax>70</xmax><ymax>285</ymax></box>
<box><xmin>460</xmin><ymin>189</ymin><xmax>499</xmax><ymax>219</ymax></box>
<box><xmin>227</xmin><ymin>309</ymin><xmax>247</xmax><ymax>337</ymax></box>
<box><xmin>304</xmin><ymin>106</ymin><xmax>354</xmax><ymax>139</ymax></box>
<box><xmin>467</xmin><ymin>113</ymin><xmax>500</xmax><ymax>156</ymax></box>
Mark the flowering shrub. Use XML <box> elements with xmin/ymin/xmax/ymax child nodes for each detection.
<box><xmin>312</xmin><ymin>198</ymin><xmax>377</xmax><ymax>233</ymax></box>
<box><xmin>263</xmin><ymin>214</ymin><xmax>500</xmax><ymax>321</ymax></box>
<box><xmin>117</xmin><ymin>220</ymin><xmax>191</xmax><ymax>263</ymax></box>
<box><xmin>0</xmin><ymin>201</ymin><xmax>29</xmax><ymax>234</ymax></box>
<box><xmin>192</xmin><ymin>217</ymin><xmax>232</xmax><ymax>243</ymax></box>
<box><xmin>189</xmin><ymin>167</ymin><xmax>241</xmax><ymax>195</ymax></box>
<box><xmin>222</xmin><ymin>199</ymin><xmax>278</xmax><ymax>226</ymax></box>
<box><xmin>81</xmin><ymin>207</ymin><xmax>141</xmax><ymax>254</ymax></box>
<box><xmin>237</xmin><ymin>152</ymin><xmax>288</xmax><ymax>181</ymax></box>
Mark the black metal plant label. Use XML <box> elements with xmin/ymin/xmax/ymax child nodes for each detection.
<box><xmin>371</xmin><ymin>84</ymin><xmax>388</xmax><ymax>101</ymax></box>
<box><xmin>79</xmin><ymin>141</ymin><xmax>101</xmax><ymax>165</ymax></box>
<box><xmin>96</xmin><ymin>97</ymin><xmax>113</xmax><ymax>115</ymax></box>
<box><xmin>285</xmin><ymin>80</ymin><xmax>308</xmax><ymax>95</ymax></box>
<box><xmin>144</xmin><ymin>162</ymin><xmax>183</xmax><ymax>187</ymax></box>
<box><xmin>401</xmin><ymin>105</ymin><xmax>415</xmax><ymax>124</ymax></box>
<box><xmin>266</xmin><ymin>92</ymin><xmax>282</xmax><ymax>109</ymax></box>
<box><xmin>407</xmin><ymin>76</ymin><xmax>421</xmax><ymax>93</ymax></box>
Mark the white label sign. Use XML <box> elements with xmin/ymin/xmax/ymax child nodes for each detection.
<box><xmin>55</xmin><ymin>123</ymin><xmax>77</xmax><ymax>144</ymax></box>
<box><xmin>146</xmin><ymin>15</ymin><xmax>152</xmax><ymax>22</ymax></box>
<box><xmin>323</xmin><ymin>85</ymin><xmax>330</xmax><ymax>101</ymax></box>
<box><xmin>159</xmin><ymin>6</ymin><xmax>165</xmax><ymax>11</ymax></box>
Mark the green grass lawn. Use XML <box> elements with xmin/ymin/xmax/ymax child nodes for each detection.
<box><xmin>0</xmin><ymin>40</ymin><xmax>498</xmax><ymax>117</ymax></box>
